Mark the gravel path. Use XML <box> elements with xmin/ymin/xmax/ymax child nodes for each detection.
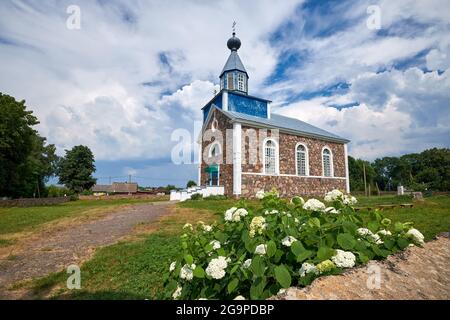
<box><xmin>0</xmin><ymin>201</ymin><xmax>173</xmax><ymax>299</ymax></box>
<box><xmin>275</xmin><ymin>234</ymin><xmax>450</xmax><ymax>300</ymax></box>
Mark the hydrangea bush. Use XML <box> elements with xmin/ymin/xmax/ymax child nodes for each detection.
<box><xmin>163</xmin><ymin>189</ymin><xmax>424</xmax><ymax>300</ymax></box>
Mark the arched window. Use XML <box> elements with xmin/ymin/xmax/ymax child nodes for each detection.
<box><xmin>322</xmin><ymin>147</ymin><xmax>333</xmax><ymax>177</ymax></box>
<box><xmin>264</xmin><ymin>139</ymin><xmax>278</xmax><ymax>175</ymax></box>
<box><xmin>211</xmin><ymin>118</ymin><xmax>218</xmax><ymax>132</ymax></box>
<box><xmin>296</xmin><ymin>143</ymin><xmax>309</xmax><ymax>176</ymax></box>
<box><xmin>209</xmin><ymin>142</ymin><xmax>221</xmax><ymax>158</ymax></box>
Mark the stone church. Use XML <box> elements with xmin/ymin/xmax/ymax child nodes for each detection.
<box><xmin>198</xmin><ymin>32</ymin><xmax>350</xmax><ymax>198</ymax></box>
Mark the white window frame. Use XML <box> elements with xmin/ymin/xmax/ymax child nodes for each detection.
<box><xmin>295</xmin><ymin>143</ymin><xmax>309</xmax><ymax>176</ymax></box>
<box><xmin>208</xmin><ymin>142</ymin><xmax>222</xmax><ymax>158</ymax></box>
<box><xmin>322</xmin><ymin>146</ymin><xmax>334</xmax><ymax>177</ymax></box>
<box><xmin>237</xmin><ymin>73</ymin><xmax>246</xmax><ymax>92</ymax></box>
<box><xmin>262</xmin><ymin>138</ymin><xmax>279</xmax><ymax>175</ymax></box>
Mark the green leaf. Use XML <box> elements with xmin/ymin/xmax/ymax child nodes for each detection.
<box><xmin>337</xmin><ymin>233</ymin><xmax>356</xmax><ymax>250</ymax></box>
<box><xmin>251</xmin><ymin>256</ymin><xmax>266</xmax><ymax>277</ymax></box>
<box><xmin>184</xmin><ymin>254</ymin><xmax>193</xmax><ymax>265</ymax></box>
<box><xmin>383</xmin><ymin>239</ymin><xmax>395</xmax><ymax>250</ymax></box>
<box><xmin>296</xmin><ymin>250</ymin><xmax>313</xmax><ymax>263</ymax></box>
<box><xmin>397</xmin><ymin>237</ymin><xmax>409</xmax><ymax>250</ymax></box>
<box><xmin>193</xmin><ymin>266</ymin><xmax>205</xmax><ymax>278</ymax></box>
<box><xmin>308</xmin><ymin>217</ymin><xmax>321</xmax><ymax>228</ymax></box>
<box><xmin>274</xmin><ymin>265</ymin><xmax>292</xmax><ymax>288</ymax></box>
<box><xmin>250</xmin><ymin>277</ymin><xmax>267</xmax><ymax>300</ymax></box>
<box><xmin>267</xmin><ymin>241</ymin><xmax>277</xmax><ymax>258</ymax></box>
<box><xmin>227</xmin><ymin>278</ymin><xmax>239</xmax><ymax>294</ymax></box>
<box><xmin>317</xmin><ymin>246</ymin><xmax>333</xmax><ymax>261</ymax></box>
<box><xmin>230</xmin><ymin>264</ymin><xmax>239</xmax><ymax>275</ymax></box>
<box><xmin>290</xmin><ymin>241</ymin><xmax>305</xmax><ymax>257</ymax></box>
<box><xmin>368</xmin><ymin>221</ymin><xmax>379</xmax><ymax>233</ymax></box>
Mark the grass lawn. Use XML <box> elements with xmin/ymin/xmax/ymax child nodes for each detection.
<box><xmin>0</xmin><ymin>197</ymin><xmax>167</xmax><ymax>237</ymax></box>
<box><xmin>15</xmin><ymin>195</ymin><xmax>450</xmax><ymax>300</ymax></box>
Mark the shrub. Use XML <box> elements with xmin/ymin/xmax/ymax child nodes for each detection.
<box><xmin>190</xmin><ymin>193</ymin><xmax>203</xmax><ymax>201</ymax></box>
<box><xmin>204</xmin><ymin>195</ymin><xmax>228</xmax><ymax>201</ymax></box>
<box><xmin>163</xmin><ymin>189</ymin><xmax>424</xmax><ymax>300</ymax></box>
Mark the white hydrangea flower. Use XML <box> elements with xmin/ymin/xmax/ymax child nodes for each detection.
<box><xmin>210</xmin><ymin>240</ymin><xmax>221</xmax><ymax>250</ymax></box>
<box><xmin>324</xmin><ymin>207</ymin><xmax>339</xmax><ymax>214</ymax></box>
<box><xmin>169</xmin><ymin>261</ymin><xmax>176</xmax><ymax>272</ymax></box>
<box><xmin>299</xmin><ymin>262</ymin><xmax>319</xmax><ymax>277</ymax></box>
<box><xmin>205</xmin><ymin>256</ymin><xmax>228</xmax><ymax>280</ymax></box>
<box><xmin>249</xmin><ymin>216</ymin><xmax>267</xmax><ymax>238</ymax></box>
<box><xmin>234</xmin><ymin>295</ymin><xmax>246</xmax><ymax>300</ymax></box>
<box><xmin>224</xmin><ymin>207</ymin><xmax>237</xmax><ymax>221</ymax></box>
<box><xmin>281</xmin><ymin>236</ymin><xmax>298</xmax><ymax>247</ymax></box>
<box><xmin>303</xmin><ymin>199</ymin><xmax>326</xmax><ymax>211</ymax></box>
<box><xmin>264</xmin><ymin>209</ymin><xmax>278</xmax><ymax>215</ymax></box>
<box><xmin>277</xmin><ymin>289</ymin><xmax>286</xmax><ymax>295</ymax></box>
<box><xmin>357</xmin><ymin>228</ymin><xmax>383</xmax><ymax>244</ymax></box>
<box><xmin>324</xmin><ymin>189</ymin><xmax>343</xmax><ymax>202</ymax></box>
<box><xmin>331</xmin><ymin>249</ymin><xmax>356</xmax><ymax>268</ymax></box>
<box><xmin>255</xmin><ymin>190</ymin><xmax>265</xmax><ymax>199</ymax></box>
<box><xmin>254</xmin><ymin>244</ymin><xmax>267</xmax><ymax>255</ymax></box>
<box><xmin>233</xmin><ymin>208</ymin><xmax>248</xmax><ymax>221</ymax></box>
<box><xmin>183</xmin><ymin>223</ymin><xmax>193</xmax><ymax>231</ymax></box>
<box><xmin>180</xmin><ymin>263</ymin><xmax>196</xmax><ymax>281</ymax></box>
<box><xmin>406</xmin><ymin>228</ymin><xmax>425</xmax><ymax>245</ymax></box>
<box><xmin>294</xmin><ymin>218</ymin><xmax>299</xmax><ymax>224</ymax></box>
<box><xmin>203</xmin><ymin>225</ymin><xmax>213</xmax><ymax>232</ymax></box>
<box><xmin>378</xmin><ymin>229</ymin><xmax>392</xmax><ymax>236</ymax></box>
<box><xmin>242</xmin><ymin>259</ymin><xmax>252</xmax><ymax>269</ymax></box>
<box><xmin>286</xmin><ymin>213</ymin><xmax>292</xmax><ymax>218</ymax></box>
<box><xmin>172</xmin><ymin>285</ymin><xmax>182</xmax><ymax>300</ymax></box>
<box><xmin>198</xmin><ymin>298</ymin><xmax>208</xmax><ymax>300</ymax></box>
<box><xmin>343</xmin><ymin>195</ymin><xmax>358</xmax><ymax>205</ymax></box>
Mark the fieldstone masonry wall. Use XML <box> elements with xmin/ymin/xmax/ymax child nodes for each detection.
<box><xmin>200</xmin><ymin>110</ymin><xmax>348</xmax><ymax>197</ymax></box>
<box><xmin>201</xmin><ymin>109</ymin><xmax>234</xmax><ymax>196</ymax></box>
<box><xmin>240</xmin><ymin>126</ymin><xmax>347</xmax><ymax>197</ymax></box>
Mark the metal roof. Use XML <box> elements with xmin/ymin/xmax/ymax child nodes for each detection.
<box><xmin>220</xmin><ymin>51</ymin><xmax>247</xmax><ymax>77</ymax></box>
<box><xmin>219</xmin><ymin>108</ymin><xmax>350</xmax><ymax>143</ymax></box>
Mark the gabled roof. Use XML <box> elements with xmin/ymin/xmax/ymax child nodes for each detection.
<box><xmin>208</xmin><ymin>106</ymin><xmax>349</xmax><ymax>143</ymax></box>
<box><xmin>220</xmin><ymin>51</ymin><xmax>248</xmax><ymax>77</ymax></box>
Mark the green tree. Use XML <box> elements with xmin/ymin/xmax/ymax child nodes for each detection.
<box><xmin>348</xmin><ymin>156</ymin><xmax>375</xmax><ymax>192</ymax></box>
<box><xmin>186</xmin><ymin>180</ymin><xmax>197</xmax><ymax>188</ymax></box>
<box><xmin>0</xmin><ymin>93</ymin><xmax>58</xmax><ymax>198</ymax></box>
<box><xmin>57</xmin><ymin>145</ymin><xmax>96</xmax><ymax>193</ymax></box>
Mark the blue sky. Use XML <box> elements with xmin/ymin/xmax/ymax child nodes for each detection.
<box><xmin>1</xmin><ymin>0</ymin><xmax>449</xmax><ymax>187</ymax></box>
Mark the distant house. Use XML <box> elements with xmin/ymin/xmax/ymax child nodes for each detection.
<box><xmin>92</xmin><ymin>182</ymin><xmax>138</xmax><ymax>194</ymax></box>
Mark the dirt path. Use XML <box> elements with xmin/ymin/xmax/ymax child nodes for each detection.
<box><xmin>0</xmin><ymin>201</ymin><xmax>173</xmax><ymax>299</ymax></box>
<box><xmin>275</xmin><ymin>234</ymin><xmax>450</xmax><ymax>300</ymax></box>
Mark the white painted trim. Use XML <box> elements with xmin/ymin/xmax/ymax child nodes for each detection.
<box><xmin>222</xmin><ymin>91</ymin><xmax>229</xmax><ymax>111</ymax></box>
<box><xmin>241</xmin><ymin>172</ymin><xmax>346</xmax><ymax>180</ymax></box>
<box><xmin>321</xmin><ymin>146</ymin><xmax>334</xmax><ymax>177</ymax></box>
<box><xmin>208</xmin><ymin>141</ymin><xmax>222</xmax><ymax>158</ymax></box>
<box><xmin>344</xmin><ymin>144</ymin><xmax>350</xmax><ymax>193</ymax></box>
<box><xmin>233</xmin><ymin>123</ymin><xmax>242</xmax><ymax>195</ymax></box>
<box><xmin>295</xmin><ymin>142</ymin><xmax>310</xmax><ymax>176</ymax></box>
<box><xmin>262</xmin><ymin>137</ymin><xmax>279</xmax><ymax>175</ymax></box>
<box><xmin>267</xmin><ymin>102</ymin><xmax>271</xmax><ymax>119</ymax></box>
<box><xmin>198</xmin><ymin>141</ymin><xmax>202</xmax><ymax>186</ymax></box>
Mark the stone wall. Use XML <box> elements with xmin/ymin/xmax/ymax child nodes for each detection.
<box><xmin>240</xmin><ymin>125</ymin><xmax>347</xmax><ymax>197</ymax></box>
<box><xmin>0</xmin><ymin>197</ymin><xmax>71</xmax><ymax>208</ymax></box>
<box><xmin>241</xmin><ymin>174</ymin><xmax>346</xmax><ymax>198</ymax></box>
<box><xmin>200</xmin><ymin>109</ymin><xmax>234</xmax><ymax>196</ymax></box>
<box><xmin>200</xmin><ymin>110</ymin><xmax>348</xmax><ymax>198</ymax></box>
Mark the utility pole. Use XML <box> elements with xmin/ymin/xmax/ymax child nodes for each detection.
<box><xmin>363</xmin><ymin>163</ymin><xmax>367</xmax><ymax>197</ymax></box>
<box><xmin>128</xmin><ymin>175</ymin><xmax>131</xmax><ymax>184</ymax></box>
<box><xmin>109</xmin><ymin>176</ymin><xmax>111</xmax><ymax>185</ymax></box>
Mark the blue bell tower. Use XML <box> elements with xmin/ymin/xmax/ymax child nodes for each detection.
<box><xmin>219</xmin><ymin>32</ymin><xmax>249</xmax><ymax>94</ymax></box>
<box><xmin>202</xmin><ymin>29</ymin><xmax>272</xmax><ymax>123</ymax></box>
